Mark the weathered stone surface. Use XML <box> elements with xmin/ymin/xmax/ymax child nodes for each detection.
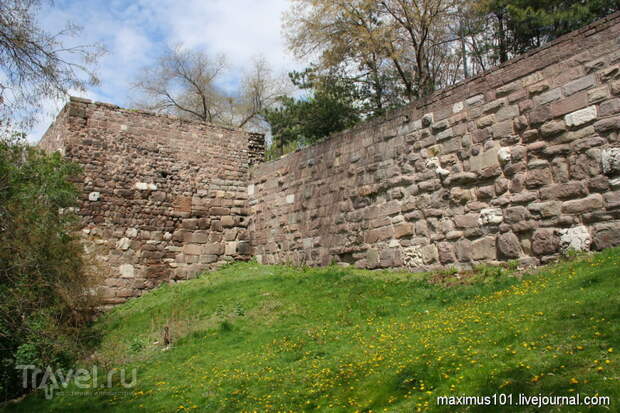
<box><xmin>472</xmin><ymin>237</ymin><xmax>497</xmax><ymax>260</ymax></box>
<box><xmin>559</xmin><ymin>226</ymin><xmax>591</xmax><ymax>253</ymax></box>
<box><xmin>534</xmin><ymin>88</ymin><xmax>561</xmax><ymax>105</ymax></box>
<box><xmin>119</xmin><ymin>264</ymin><xmax>135</xmax><ymax>279</ymax></box>
<box><xmin>493</xmin><ymin>119</ymin><xmax>514</xmax><ymax>137</ymax></box>
<box><xmin>225</xmin><ymin>242</ymin><xmax>237</xmax><ymax>256</ymax></box>
<box><xmin>367</xmin><ymin>249</ymin><xmax>380</xmax><ymax>267</ymax></box>
<box><xmin>437</xmin><ymin>242</ymin><xmax>456</xmax><ymax>264</ymax></box>
<box><xmin>592</xmin><ymin>222</ymin><xmax>620</xmax><ymax>250</ymax></box>
<box><xmin>38</xmin><ymin>15</ymin><xmax>620</xmax><ymax>305</ymax></box>
<box><xmin>455</xmin><ymin>239</ymin><xmax>472</xmax><ymax>262</ymax></box>
<box><xmin>446</xmin><ymin>172</ymin><xmax>477</xmax><ymax>185</ymax></box>
<box><xmin>564</xmin><ymin>106</ymin><xmax>597</xmax><ymax>127</ymax></box>
<box><xmin>526</xmin><ymin>166</ymin><xmax>553</xmax><ymax>188</ymax></box>
<box><xmin>183</xmin><ymin>244</ymin><xmax>203</xmax><ymax>256</ymax></box>
<box><xmin>562</xmin><ymin>75</ymin><xmax>596</xmax><ymax>96</ymax></box>
<box><xmin>594</xmin><ymin>117</ymin><xmax>620</xmax><ymax>134</ymax></box>
<box><xmin>479</xmin><ymin>208</ymin><xmax>503</xmax><ymax>226</ymax></box>
<box><xmin>602</xmin><ymin>148</ymin><xmax>620</xmax><ymax>175</ymax></box>
<box><xmin>394</xmin><ymin>222</ymin><xmax>414</xmax><ymax>238</ymax></box>
<box><xmin>532</xmin><ymin>229</ymin><xmax>560</xmax><ymax>256</ymax></box>
<box><xmin>529</xmin><ymin>202</ymin><xmax>561</xmax><ymax>218</ymax></box>
<box><xmin>497</xmin><ymin>232</ymin><xmax>522</xmax><ymax>258</ymax></box>
<box><xmin>605</xmin><ymin>190</ymin><xmax>620</xmax><ymax>208</ymax></box>
<box><xmin>116</xmin><ymin>237</ymin><xmax>131</xmax><ymax>251</ymax></box>
<box><xmin>600</xmin><ymin>98</ymin><xmax>620</xmax><ymax>116</ymax></box>
<box><xmin>470</xmin><ymin>145</ymin><xmax>500</xmax><ymax>171</ymax></box>
<box><xmin>504</xmin><ymin>206</ymin><xmax>530</xmax><ymax>223</ymax></box>
<box><xmin>561</xmin><ymin>194</ymin><xmax>604</xmax><ymax>214</ymax></box>
<box><xmin>540</xmin><ymin>120</ymin><xmax>566</xmax><ymax>138</ymax></box>
<box><xmin>541</xmin><ymin>182</ymin><xmax>588</xmax><ymax>200</ymax></box>
<box><xmin>454</xmin><ymin>214</ymin><xmax>480</xmax><ymax>228</ymax></box>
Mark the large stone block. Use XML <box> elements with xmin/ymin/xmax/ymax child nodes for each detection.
<box><xmin>541</xmin><ymin>182</ymin><xmax>587</xmax><ymax>200</ymax></box>
<box><xmin>437</xmin><ymin>242</ymin><xmax>456</xmax><ymax>264</ymax></box>
<box><xmin>470</xmin><ymin>145</ymin><xmax>500</xmax><ymax>171</ymax></box>
<box><xmin>564</xmin><ymin>106</ymin><xmax>597</xmax><ymax>127</ymax></box>
<box><xmin>592</xmin><ymin>222</ymin><xmax>620</xmax><ymax>250</ymax></box>
<box><xmin>479</xmin><ymin>208</ymin><xmax>503</xmax><ymax>226</ymax></box>
<box><xmin>471</xmin><ymin>236</ymin><xmax>497</xmax><ymax>261</ymax></box>
<box><xmin>119</xmin><ymin>264</ymin><xmax>135</xmax><ymax>279</ymax></box>
<box><xmin>559</xmin><ymin>226</ymin><xmax>591</xmax><ymax>253</ymax></box>
<box><xmin>504</xmin><ymin>206</ymin><xmax>530</xmax><ymax>223</ymax></box>
<box><xmin>532</xmin><ymin>229</ymin><xmax>560</xmax><ymax>256</ymax></box>
<box><xmin>562</xmin><ymin>75</ymin><xmax>596</xmax><ymax>96</ymax></box>
<box><xmin>600</xmin><ymin>98</ymin><xmax>620</xmax><ymax>117</ymax></box>
<box><xmin>497</xmin><ymin>232</ymin><xmax>522</xmax><ymax>259</ymax></box>
<box><xmin>394</xmin><ymin>222</ymin><xmax>414</xmax><ymax>238</ymax></box>
<box><xmin>561</xmin><ymin>194</ymin><xmax>604</xmax><ymax>215</ymax></box>
<box><xmin>455</xmin><ymin>239</ymin><xmax>472</xmax><ymax>262</ymax></box>
<box><xmin>602</xmin><ymin>148</ymin><xmax>620</xmax><ymax>175</ymax></box>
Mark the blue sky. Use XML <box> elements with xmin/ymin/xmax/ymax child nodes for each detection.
<box><xmin>31</xmin><ymin>0</ymin><xmax>298</xmax><ymax>141</ymax></box>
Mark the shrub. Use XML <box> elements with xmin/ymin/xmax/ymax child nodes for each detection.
<box><xmin>0</xmin><ymin>135</ymin><xmax>99</xmax><ymax>402</ymax></box>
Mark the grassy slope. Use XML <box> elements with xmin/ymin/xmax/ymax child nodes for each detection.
<box><xmin>7</xmin><ymin>249</ymin><xmax>620</xmax><ymax>413</ymax></box>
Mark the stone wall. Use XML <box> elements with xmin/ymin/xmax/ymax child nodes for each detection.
<box><xmin>40</xmin><ymin>98</ymin><xmax>264</xmax><ymax>305</ymax></box>
<box><xmin>249</xmin><ymin>12</ymin><xmax>620</xmax><ymax>271</ymax></box>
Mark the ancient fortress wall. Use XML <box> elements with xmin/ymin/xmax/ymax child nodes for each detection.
<box><xmin>40</xmin><ymin>98</ymin><xmax>263</xmax><ymax>305</ymax></box>
<box><xmin>39</xmin><ymin>13</ymin><xmax>620</xmax><ymax>304</ymax></box>
<box><xmin>249</xmin><ymin>13</ymin><xmax>620</xmax><ymax>271</ymax></box>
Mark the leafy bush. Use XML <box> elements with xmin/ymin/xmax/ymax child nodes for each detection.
<box><xmin>0</xmin><ymin>135</ymin><xmax>99</xmax><ymax>402</ymax></box>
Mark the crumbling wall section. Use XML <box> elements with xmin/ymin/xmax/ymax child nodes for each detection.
<box><xmin>40</xmin><ymin>98</ymin><xmax>264</xmax><ymax>305</ymax></box>
<box><xmin>249</xmin><ymin>12</ymin><xmax>620</xmax><ymax>270</ymax></box>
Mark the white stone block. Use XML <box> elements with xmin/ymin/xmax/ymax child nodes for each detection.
<box><xmin>134</xmin><ymin>182</ymin><xmax>157</xmax><ymax>191</ymax></box>
<box><xmin>225</xmin><ymin>242</ymin><xmax>237</xmax><ymax>256</ymax></box>
<box><xmin>119</xmin><ymin>264</ymin><xmax>134</xmax><ymax>278</ymax></box>
<box><xmin>116</xmin><ymin>237</ymin><xmax>131</xmax><ymax>251</ymax></box>
<box><xmin>466</xmin><ymin>94</ymin><xmax>484</xmax><ymax>106</ymax></box>
<box><xmin>559</xmin><ymin>226</ymin><xmax>591</xmax><ymax>253</ymax></box>
<box><xmin>498</xmin><ymin>147</ymin><xmax>512</xmax><ymax>163</ymax></box>
<box><xmin>286</xmin><ymin>194</ymin><xmax>295</xmax><ymax>204</ymax></box>
<box><xmin>88</xmin><ymin>192</ymin><xmax>100</xmax><ymax>201</ymax></box>
<box><xmin>564</xmin><ymin>105</ymin><xmax>597</xmax><ymax>127</ymax></box>
<box><xmin>248</xmin><ymin>184</ymin><xmax>255</xmax><ymax>196</ymax></box>
<box><xmin>452</xmin><ymin>101</ymin><xmax>464</xmax><ymax>113</ymax></box>
<box><xmin>126</xmin><ymin>228</ymin><xmax>138</xmax><ymax>238</ymax></box>
<box><xmin>602</xmin><ymin>148</ymin><xmax>620</xmax><ymax>175</ymax></box>
<box><xmin>479</xmin><ymin>208</ymin><xmax>504</xmax><ymax>226</ymax></box>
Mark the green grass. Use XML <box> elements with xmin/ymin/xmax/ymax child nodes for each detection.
<box><xmin>6</xmin><ymin>249</ymin><xmax>620</xmax><ymax>412</ymax></box>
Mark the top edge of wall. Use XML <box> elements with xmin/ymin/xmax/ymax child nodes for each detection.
<box><xmin>62</xmin><ymin>96</ymin><xmax>264</xmax><ymax>136</ymax></box>
<box><xmin>257</xmin><ymin>10</ymin><xmax>620</xmax><ymax>168</ymax></box>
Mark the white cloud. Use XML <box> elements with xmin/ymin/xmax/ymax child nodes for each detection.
<box><xmin>28</xmin><ymin>0</ymin><xmax>300</xmax><ymax>143</ymax></box>
<box><xmin>153</xmin><ymin>0</ymin><xmax>296</xmax><ymax>70</ymax></box>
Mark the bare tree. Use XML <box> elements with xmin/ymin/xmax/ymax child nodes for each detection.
<box><xmin>132</xmin><ymin>47</ymin><xmax>288</xmax><ymax>131</ymax></box>
<box><xmin>0</xmin><ymin>0</ymin><xmax>105</xmax><ymax>128</ymax></box>
<box><xmin>132</xmin><ymin>46</ymin><xmax>227</xmax><ymax>123</ymax></box>
<box><xmin>237</xmin><ymin>56</ymin><xmax>289</xmax><ymax>129</ymax></box>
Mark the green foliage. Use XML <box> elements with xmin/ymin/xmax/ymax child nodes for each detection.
<box><xmin>481</xmin><ymin>0</ymin><xmax>620</xmax><ymax>60</ymax></box>
<box><xmin>128</xmin><ymin>338</ymin><xmax>146</xmax><ymax>353</ymax></box>
<box><xmin>9</xmin><ymin>249</ymin><xmax>620</xmax><ymax>412</ymax></box>
<box><xmin>0</xmin><ymin>135</ymin><xmax>98</xmax><ymax>402</ymax></box>
<box><xmin>263</xmin><ymin>68</ymin><xmax>361</xmax><ymax>158</ymax></box>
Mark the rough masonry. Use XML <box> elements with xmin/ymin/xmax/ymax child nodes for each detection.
<box><xmin>40</xmin><ymin>99</ymin><xmax>263</xmax><ymax>305</ymax></box>
<box><xmin>249</xmin><ymin>12</ymin><xmax>620</xmax><ymax>270</ymax></box>
<box><xmin>41</xmin><ymin>12</ymin><xmax>620</xmax><ymax>304</ymax></box>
